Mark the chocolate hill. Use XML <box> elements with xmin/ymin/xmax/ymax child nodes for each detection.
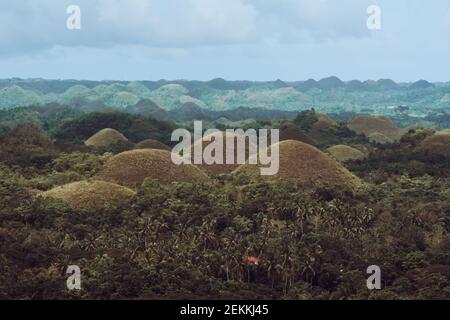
<box><xmin>190</xmin><ymin>131</ymin><xmax>258</xmax><ymax>175</ymax></box>
<box><xmin>84</xmin><ymin>128</ymin><xmax>130</xmax><ymax>148</ymax></box>
<box><xmin>42</xmin><ymin>180</ymin><xmax>136</xmax><ymax>211</ymax></box>
<box><xmin>96</xmin><ymin>149</ymin><xmax>209</xmax><ymax>187</ymax></box>
<box><xmin>234</xmin><ymin>140</ymin><xmax>362</xmax><ymax>191</ymax></box>
<box><xmin>135</xmin><ymin>139</ymin><xmax>171</xmax><ymax>151</ymax></box>
<box><xmin>326</xmin><ymin>145</ymin><xmax>366</xmax><ymax>162</ymax></box>
<box><xmin>348</xmin><ymin>115</ymin><xmax>404</xmax><ymax>142</ymax></box>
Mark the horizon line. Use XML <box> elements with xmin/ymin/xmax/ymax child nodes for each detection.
<box><xmin>0</xmin><ymin>77</ymin><xmax>444</xmax><ymax>84</ymax></box>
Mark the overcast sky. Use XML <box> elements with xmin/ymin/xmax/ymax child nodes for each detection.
<box><xmin>1</xmin><ymin>0</ymin><xmax>450</xmax><ymax>82</ymax></box>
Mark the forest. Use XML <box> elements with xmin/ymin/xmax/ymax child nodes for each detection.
<box><xmin>1</xmin><ymin>95</ymin><xmax>449</xmax><ymax>300</ymax></box>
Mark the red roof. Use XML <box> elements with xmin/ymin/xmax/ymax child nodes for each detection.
<box><xmin>244</xmin><ymin>256</ymin><xmax>261</xmax><ymax>265</ymax></box>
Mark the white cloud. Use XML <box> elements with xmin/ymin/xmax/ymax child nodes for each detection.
<box><xmin>1</xmin><ymin>0</ymin><xmax>445</xmax><ymax>58</ymax></box>
<box><xmin>0</xmin><ymin>0</ymin><xmax>258</xmax><ymax>55</ymax></box>
<box><xmin>253</xmin><ymin>0</ymin><xmax>372</xmax><ymax>42</ymax></box>
<box><xmin>0</xmin><ymin>0</ymin><xmax>371</xmax><ymax>56</ymax></box>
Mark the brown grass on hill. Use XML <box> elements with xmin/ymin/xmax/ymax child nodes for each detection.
<box><xmin>279</xmin><ymin>122</ymin><xmax>318</xmax><ymax>146</ymax></box>
<box><xmin>190</xmin><ymin>131</ymin><xmax>258</xmax><ymax>175</ymax></box>
<box><xmin>135</xmin><ymin>139</ymin><xmax>171</xmax><ymax>151</ymax></box>
<box><xmin>41</xmin><ymin>180</ymin><xmax>135</xmax><ymax>211</ymax></box>
<box><xmin>326</xmin><ymin>145</ymin><xmax>366</xmax><ymax>162</ymax></box>
<box><xmin>416</xmin><ymin>129</ymin><xmax>450</xmax><ymax>157</ymax></box>
<box><xmin>234</xmin><ymin>140</ymin><xmax>362</xmax><ymax>191</ymax></box>
<box><xmin>348</xmin><ymin>115</ymin><xmax>402</xmax><ymax>142</ymax></box>
<box><xmin>96</xmin><ymin>149</ymin><xmax>209</xmax><ymax>187</ymax></box>
<box><xmin>85</xmin><ymin>128</ymin><xmax>129</xmax><ymax>148</ymax></box>
<box><xmin>313</xmin><ymin>113</ymin><xmax>337</xmax><ymax>131</ymax></box>
<box><xmin>307</xmin><ymin>113</ymin><xmax>337</xmax><ymax>144</ymax></box>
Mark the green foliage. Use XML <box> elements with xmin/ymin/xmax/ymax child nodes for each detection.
<box><xmin>0</xmin><ymin>123</ymin><xmax>58</xmax><ymax>168</ymax></box>
<box><xmin>0</xmin><ymin>107</ymin><xmax>42</xmax><ymax>136</ymax></box>
<box><xmin>1</xmin><ymin>168</ymin><xmax>448</xmax><ymax>299</ymax></box>
<box><xmin>54</xmin><ymin>111</ymin><xmax>175</xmax><ymax>144</ymax></box>
<box><xmin>0</xmin><ymin>101</ymin><xmax>449</xmax><ymax>300</ymax></box>
<box><xmin>24</xmin><ymin>152</ymin><xmax>112</xmax><ymax>190</ymax></box>
<box><xmin>402</xmin><ymin>252</ymin><xmax>428</xmax><ymax>270</ymax></box>
<box><xmin>52</xmin><ymin>152</ymin><xmax>111</xmax><ymax>177</ymax></box>
<box><xmin>347</xmin><ymin>132</ymin><xmax>450</xmax><ymax>180</ymax></box>
<box><xmin>294</xmin><ymin>109</ymin><xmax>319</xmax><ymax>131</ymax></box>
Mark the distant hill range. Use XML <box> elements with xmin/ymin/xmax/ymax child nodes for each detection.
<box><xmin>0</xmin><ymin>77</ymin><xmax>446</xmax><ymax>117</ymax></box>
<box><xmin>125</xmin><ymin>99</ymin><xmax>297</xmax><ymax>122</ymax></box>
<box><xmin>0</xmin><ymin>77</ymin><xmax>436</xmax><ymax>94</ymax></box>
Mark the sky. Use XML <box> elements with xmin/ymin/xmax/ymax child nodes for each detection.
<box><xmin>0</xmin><ymin>0</ymin><xmax>450</xmax><ymax>82</ymax></box>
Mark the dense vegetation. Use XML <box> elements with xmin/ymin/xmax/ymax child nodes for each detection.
<box><xmin>1</xmin><ymin>78</ymin><xmax>449</xmax><ymax>130</ymax></box>
<box><xmin>1</xmin><ymin>102</ymin><xmax>449</xmax><ymax>300</ymax></box>
<box><xmin>54</xmin><ymin>112</ymin><xmax>176</xmax><ymax>145</ymax></box>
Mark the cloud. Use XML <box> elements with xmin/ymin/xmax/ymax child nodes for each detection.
<box><xmin>96</xmin><ymin>0</ymin><xmax>258</xmax><ymax>46</ymax></box>
<box><xmin>0</xmin><ymin>0</ymin><xmax>258</xmax><ymax>55</ymax></box>
<box><xmin>5</xmin><ymin>0</ymin><xmax>446</xmax><ymax>58</ymax></box>
<box><xmin>253</xmin><ymin>0</ymin><xmax>373</xmax><ymax>42</ymax></box>
<box><xmin>2</xmin><ymin>0</ymin><xmax>450</xmax><ymax>82</ymax></box>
